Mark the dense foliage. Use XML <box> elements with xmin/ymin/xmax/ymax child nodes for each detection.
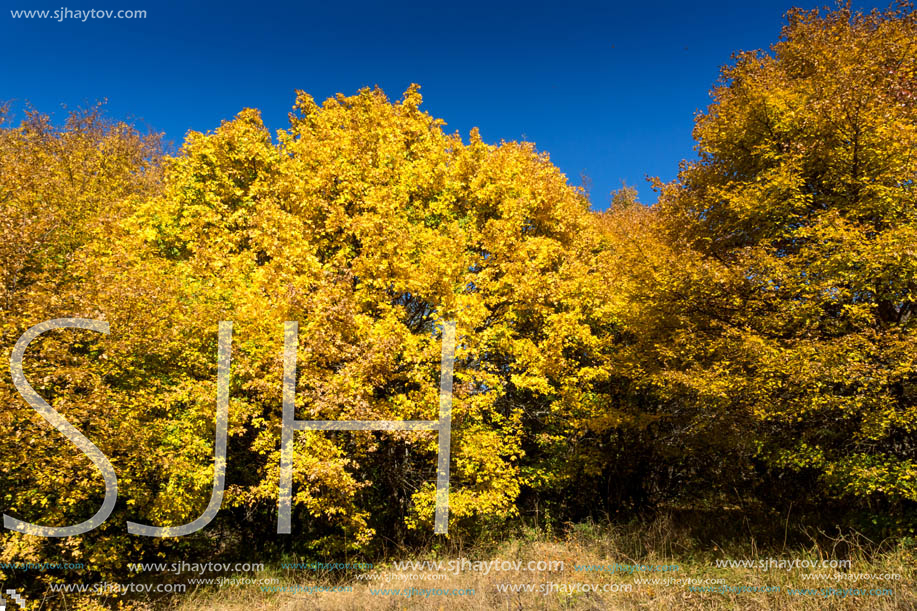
<box><xmin>651</xmin><ymin>3</ymin><xmax>917</xmax><ymax>521</ymax></box>
<box><xmin>1</xmin><ymin>4</ymin><xmax>914</xmax><ymax>592</ymax></box>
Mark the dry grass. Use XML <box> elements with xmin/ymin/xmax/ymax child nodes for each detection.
<box><xmin>162</xmin><ymin>516</ymin><xmax>916</xmax><ymax>611</ymax></box>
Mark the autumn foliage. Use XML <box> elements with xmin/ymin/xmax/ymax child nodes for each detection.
<box><xmin>1</xmin><ymin>4</ymin><xmax>915</xmax><ymax>589</ymax></box>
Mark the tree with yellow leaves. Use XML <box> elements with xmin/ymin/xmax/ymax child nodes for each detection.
<box><xmin>5</xmin><ymin>86</ymin><xmax>615</xmax><ymax>573</ymax></box>
<box><xmin>641</xmin><ymin>3</ymin><xmax>917</xmax><ymax>525</ymax></box>
<box><xmin>0</xmin><ymin>104</ymin><xmax>164</xmax><ymax>581</ymax></box>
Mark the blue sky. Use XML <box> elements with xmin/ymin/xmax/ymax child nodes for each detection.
<box><xmin>2</xmin><ymin>0</ymin><xmax>887</xmax><ymax>209</ymax></box>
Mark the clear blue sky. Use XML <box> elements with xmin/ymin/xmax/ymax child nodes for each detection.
<box><xmin>2</xmin><ymin>0</ymin><xmax>887</xmax><ymax>209</ymax></box>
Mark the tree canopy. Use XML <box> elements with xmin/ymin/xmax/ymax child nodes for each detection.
<box><xmin>1</xmin><ymin>4</ymin><xmax>915</xmax><ymax>593</ymax></box>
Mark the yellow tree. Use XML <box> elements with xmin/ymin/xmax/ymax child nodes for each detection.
<box><xmin>1</xmin><ymin>86</ymin><xmax>640</xmax><ymax>581</ymax></box>
<box><xmin>647</xmin><ymin>4</ymin><xmax>917</xmax><ymax>524</ymax></box>
<box><xmin>0</xmin><ymin>104</ymin><xmax>163</xmax><ymax>585</ymax></box>
<box><xmin>118</xmin><ymin>85</ymin><xmax>617</xmax><ymax>551</ymax></box>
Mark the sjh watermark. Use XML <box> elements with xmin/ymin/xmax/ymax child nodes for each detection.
<box><xmin>48</xmin><ymin>582</ymin><xmax>185</xmax><ymax>594</ymax></box>
<box><xmin>0</xmin><ymin>561</ymin><xmax>83</xmax><ymax>570</ymax></box>
<box><xmin>10</xmin><ymin>8</ymin><xmax>147</xmax><ymax>21</ymax></box>
<box><xmin>714</xmin><ymin>558</ymin><xmax>852</xmax><ymax>571</ymax></box>
<box><xmin>0</xmin><ymin>587</ymin><xmax>27</xmax><ymax>610</ymax></box>
<box><xmin>390</xmin><ymin>559</ymin><xmax>564</xmax><ymax>575</ymax></box>
<box><xmin>126</xmin><ymin>561</ymin><xmax>264</xmax><ymax>575</ymax></box>
<box><xmin>5</xmin><ymin>318</ymin><xmax>456</xmax><ymax>537</ymax></box>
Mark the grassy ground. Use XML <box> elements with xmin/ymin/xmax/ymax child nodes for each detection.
<box><xmin>162</xmin><ymin>515</ymin><xmax>915</xmax><ymax>611</ymax></box>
